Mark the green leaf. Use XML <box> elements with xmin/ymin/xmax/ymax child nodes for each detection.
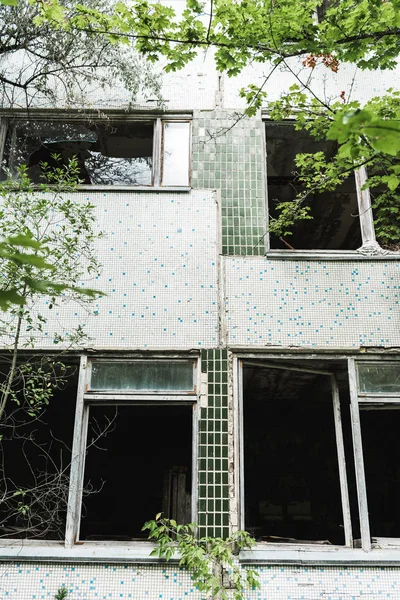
<box><xmin>387</xmin><ymin>175</ymin><xmax>400</xmax><ymax>191</ymax></box>
<box><xmin>362</xmin><ymin>121</ymin><xmax>400</xmax><ymax>156</ymax></box>
<box><xmin>0</xmin><ymin>289</ymin><xmax>26</xmax><ymax>310</ymax></box>
<box><xmin>3</xmin><ymin>235</ymin><xmax>42</xmax><ymax>249</ymax></box>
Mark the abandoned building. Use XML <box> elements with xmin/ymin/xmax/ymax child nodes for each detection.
<box><xmin>0</xmin><ymin>27</ymin><xmax>400</xmax><ymax>600</ymax></box>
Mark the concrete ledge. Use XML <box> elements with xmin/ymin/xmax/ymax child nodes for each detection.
<box><xmin>240</xmin><ymin>546</ymin><xmax>400</xmax><ymax>565</ymax></box>
<box><xmin>0</xmin><ymin>541</ymin><xmax>178</xmax><ymax>564</ymax></box>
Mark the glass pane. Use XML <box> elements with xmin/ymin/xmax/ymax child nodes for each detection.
<box><xmin>4</xmin><ymin>121</ymin><xmax>153</xmax><ymax>185</ymax></box>
<box><xmin>90</xmin><ymin>361</ymin><xmax>194</xmax><ymax>391</ymax></box>
<box><xmin>161</xmin><ymin>122</ymin><xmax>190</xmax><ymax>186</ymax></box>
<box><xmin>358</xmin><ymin>363</ymin><xmax>400</xmax><ymax>394</ymax></box>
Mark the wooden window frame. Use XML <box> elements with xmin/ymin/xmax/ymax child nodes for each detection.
<box><xmin>236</xmin><ymin>356</ymin><xmax>353</xmax><ymax>549</ymax></box>
<box><xmin>348</xmin><ymin>357</ymin><xmax>400</xmax><ymax>551</ymax></box>
<box><xmin>65</xmin><ymin>354</ymin><xmax>199</xmax><ymax>548</ymax></box>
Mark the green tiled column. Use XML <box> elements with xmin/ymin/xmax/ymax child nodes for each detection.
<box><xmin>198</xmin><ymin>349</ymin><xmax>229</xmax><ymax>538</ymax></box>
<box><xmin>192</xmin><ymin>110</ymin><xmax>267</xmax><ymax>256</ymax></box>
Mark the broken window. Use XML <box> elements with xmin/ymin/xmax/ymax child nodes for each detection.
<box><xmin>265</xmin><ymin>122</ymin><xmax>362</xmax><ymax>250</ymax></box>
<box><xmin>350</xmin><ymin>359</ymin><xmax>400</xmax><ymax>549</ymax></box>
<box><xmin>81</xmin><ymin>404</ymin><xmax>192</xmax><ymax>540</ymax></box>
<box><xmin>2</xmin><ymin>118</ymin><xmax>191</xmax><ymax>187</ymax></box>
<box><xmin>240</xmin><ymin>358</ymin><xmax>359</xmax><ymax>547</ymax></box>
<box><xmin>65</xmin><ymin>357</ymin><xmax>197</xmax><ymax>545</ymax></box>
<box><xmin>0</xmin><ymin>363</ymin><xmax>78</xmax><ymax>540</ymax></box>
<box><xmin>240</xmin><ymin>357</ymin><xmax>400</xmax><ymax>551</ymax></box>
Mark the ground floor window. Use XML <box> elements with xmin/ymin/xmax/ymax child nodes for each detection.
<box><xmin>81</xmin><ymin>404</ymin><xmax>193</xmax><ymax>541</ymax></box>
<box><xmin>0</xmin><ymin>355</ymin><xmax>198</xmax><ymax>545</ymax></box>
<box><xmin>238</xmin><ymin>356</ymin><xmax>400</xmax><ymax>551</ymax></box>
<box><xmin>64</xmin><ymin>356</ymin><xmax>198</xmax><ymax>545</ymax></box>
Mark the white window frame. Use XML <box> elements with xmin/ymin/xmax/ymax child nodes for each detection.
<box><xmin>235</xmin><ymin>355</ymin><xmax>353</xmax><ymax>550</ymax></box>
<box><xmin>234</xmin><ymin>353</ymin><xmax>400</xmax><ymax>560</ymax></box>
<box><xmin>0</xmin><ymin>113</ymin><xmax>192</xmax><ymax>190</ymax></box>
<box><xmin>348</xmin><ymin>357</ymin><xmax>400</xmax><ymax>551</ymax></box>
<box><xmin>65</xmin><ymin>354</ymin><xmax>199</xmax><ymax>549</ymax></box>
<box><xmin>262</xmin><ymin>118</ymin><xmax>384</xmax><ymax>257</ymax></box>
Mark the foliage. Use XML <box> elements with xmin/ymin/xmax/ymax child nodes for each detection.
<box><xmin>143</xmin><ymin>515</ymin><xmax>260</xmax><ymax>599</ymax></box>
<box><xmin>0</xmin><ymin>155</ymin><xmax>101</xmax><ymax>420</ymax></box>
<box><xmin>54</xmin><ymin>588</ymin><xmax>68</xmax><ymax>600</ymax></box>
<box><xmin>0</xmin><ymin>159</ymin><xmax>101</xmax><ymax>538</ymax></box>
<box><xmin>267</xmin><ymin>86</ymin><xmax>400</xmax><ymax>246</ymax></box>
<box><xmin>32</xmin><ymin>0</ymin><xmax>400</xmax><ymax>74</ymax></box>
<box><xmin>35</xmin><ymin>0</ymin><xmax>400</xmax><ymax>246</ymax></box>
<box><xmin>0</xmin><ymin>0</ymin><xmax>161</xmax><ymax>108</ymax></box>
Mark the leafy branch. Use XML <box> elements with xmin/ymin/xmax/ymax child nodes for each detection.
<box><xmin>143</xmin><ymin>515</ymin><xmax>260</xmax><ymax>600</ymax></box>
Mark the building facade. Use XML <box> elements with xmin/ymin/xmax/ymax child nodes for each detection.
<box><xmin>1</xmin><ymin>32</ymin><xmax>400</xmax><ymax>600</ymax></box>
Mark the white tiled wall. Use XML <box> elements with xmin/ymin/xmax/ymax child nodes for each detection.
<box><xmin>18</xmin><ymin>190</ymin><xmax>219</xmax><ymax>350</ymax></box>
<box><xmin>3</xmin><ymin>561</ymin><xmax>400</xmax><ymax>599</ymax></box>
<box><xmin>225</xmin><ymin>257</ymin><xmax>400</xmax><ymax>348</ymax></box>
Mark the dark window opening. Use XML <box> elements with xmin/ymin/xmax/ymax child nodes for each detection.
<box><xmin>0</xmin><ymin>366</ymin><xmax>78</xmax><ymax>540</ymax></box>
<box><xmin>243</xmin><ymin>360</ymin><xmax>355</xmax><ymax>545</ymax></box>
<box><xmin>361</xmin><ymin>408</ymin><xmax>400</xmax><ymax>538</ymax></box>
<box><xmin>80</xmin><ymin>404</ymin><xmax>192</xmax><ymax>541</ymax></box>
<box><xmin>266</xmin><ymin>122</ymin><xmax>361</xmax><ymax>250</ymax></box>
<box><xmin>4</xmin><ymin>121</ymin><xmax>154</xmax><ymax>186</ymax></box>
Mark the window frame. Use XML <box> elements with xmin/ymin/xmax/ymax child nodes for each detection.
<box><xmin>63</xmin><ymin>354</ymin><xmax>199</xmax><ymax>549</ymax></box>
<box><xmin>262</xmin><ymin>117</ymin><xmax>383</xmax><ymax>256</ymax></box>
<box><xmin>0</xmin><ymin>112</ymin><xmax>192</xmax><ymax>190</ymax></box>
<box><xmin>235</xmin><ymin>353</ymin><xmax>400</xmax><ymax>556</ymax></box>
<box><xmin>348</xmin><ymin>357</ymin><xmax>400</xmax><ymax>551</ymax></box>
<box><xmin>235</xmin><ymin>355</ymin><xmax>353</xmax><ymax>549</ymax></box>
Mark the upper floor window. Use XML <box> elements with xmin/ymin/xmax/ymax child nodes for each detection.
<box><xmin>2</xmin><ymin>118</ymin><xmax>191</xmax><ymax>187</ymax></box>
<box><xmin>266</xmin><ymin>122</ymin><xmax>362</xmax><ymax>251</ymax></box>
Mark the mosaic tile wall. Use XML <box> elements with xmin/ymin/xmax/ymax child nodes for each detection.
<box><xmin>198</xmin><ymin>349</ymin><xmax>230</xmax><ymax>538</ymax></box>
<box><xmin>192</xmin><ymin>110</ymin><xmax>267</xmax><ymax>256</ymax></box>
<box><xmin>20</xmin><ymin>190</ymin><xmax>219</xmax><ymax>349</ymax></box>
<box><xmin>225</xmin><ymin>257</ymin><xmax>400</xmax><ymax>348</ymax></box>
<box><xmin>3</xmin><ymin>561</ymin><xmax>400</xmax><ymax>599</ymax></box>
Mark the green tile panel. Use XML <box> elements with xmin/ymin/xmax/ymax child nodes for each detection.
<box><xmin>199</xmin><ymin>349</ymin><xmax>230</xmax><ymax>537</ymax></box>
<box><xmin>192</xmin><ymin>110</ymin><xmax>267</xmax><ymax>256</ymax></box>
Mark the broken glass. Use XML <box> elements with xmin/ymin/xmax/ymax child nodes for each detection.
<box><xmin>4</xmin><ymin>120</ymin><xmax>153</xmax><ymax>185</ymax></box>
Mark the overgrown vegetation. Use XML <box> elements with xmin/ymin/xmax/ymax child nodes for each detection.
<box><xmin>0</xmin><ymin>158</ymin><xmax>101</xmax><ymax>538</ymax></box>
<box><xmin>41</xmin><ymin>0</ymin><xmax>400</xmax><ymax>247</ymax></box>
<box><xmin>143</xmin><ymin>515</ymin><xmax>260</xmax><ymax>599</ymax></box>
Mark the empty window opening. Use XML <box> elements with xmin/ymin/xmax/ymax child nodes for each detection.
<box><xmin>3</xmin><ymin>119</ymin><xmax>191</xmax><ymax>187</ymax></box>
<box><xmin>4</xmin><ymin>121</ymin><xmax>153</xmax><ymax>186</ymax></box>
<box><xmin>242</xmin><ymin>360</ymin><xmax>355</xmax><ymax>545</ymax></box>
<box><xmin>266</xmin><ymin>122</ymin><xmax>361</xmax><ymax>250</ymax></box>
<box><xmin>0</xmin><ymin>366</ymin><xmax>78</xmax><ymax>540</ymax></box>
<box><xmin>360</xmin><ymin>408</ymin><xmax>400</xmax><ymax>539</ymax></box>
<box><xmin>80</xmin><ymin>404</ymin><xmax>192</xmax><ymax>541</ymax></box>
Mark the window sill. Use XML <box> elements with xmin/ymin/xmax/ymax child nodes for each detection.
<box><xmin>75</xmin><ymin>185</ymin><xmax>192</xmax><ymax>193</ymax></box>
<box><xmin>265</xmin><ymin>250</ymin><xmax>400</xmax><ymax>261</ymax></box>
<box><xmin>0</xmin><ymin>540</ymin><xmax>176</xmax><ymax>563</ymax></box>
<box><xmin>2</xmin><ymin>541</ymin><xmax>400</xmax><ymax>565</ymax></box>
<box><xmin>240</xmin><ymin>544</ymin><xmax>400</xmax><ymax>565</ymax></box>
